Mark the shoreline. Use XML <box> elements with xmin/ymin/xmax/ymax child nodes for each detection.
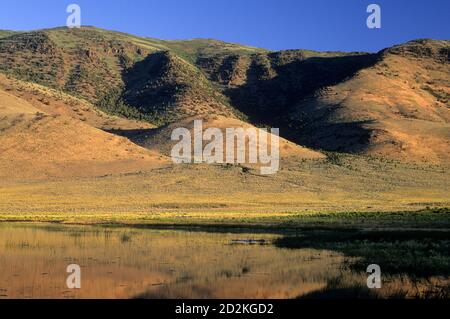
<box><xmin>1</xmin><ymin>207</ymin><xmax>448</xmax><ymax>232</ymax></box>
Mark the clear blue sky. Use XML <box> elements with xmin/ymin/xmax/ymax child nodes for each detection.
<box><xmin>0</xmin><ymin>0</ymin><xmax>448</xmax><ymax>52</ymax></box>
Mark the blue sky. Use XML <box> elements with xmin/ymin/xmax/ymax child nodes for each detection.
<box><xmin>0</xmin><ymin>0</ymin><xmax>448</xmax><ymax>52</ymax></box>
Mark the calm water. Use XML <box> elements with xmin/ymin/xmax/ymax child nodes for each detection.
<box><xmin>0</xmin><ymin>223</ymin><xmax>440</xmax><ymax>299</ymax></box>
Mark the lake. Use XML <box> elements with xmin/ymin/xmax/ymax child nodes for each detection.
<box><xmin>0</xmin><ymin>223</ymin><xmax>445</xmax><ymax>299</ymax></box>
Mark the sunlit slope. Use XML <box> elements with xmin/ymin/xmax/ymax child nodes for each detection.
<box><xmin>0</xmin><ymin>27</ymin><xmax>261</xmax><ymax>125</ymax></box>
<box><xmin>195</xmin><ymin>40</ymin><xmax>449</xmax><ymax>163</ymax></box>
<box><xmin>0</xmin><ymin>88</ymin><xmax>167</xmax><ymax>179</ymax></box>
<box><xmin>138</xmin><ymin>115</ymin><xmax>324</xmax><ymax>163</ymax></box>
<box><xmin>0</xmin><ymin>30</ymin><xmax>18</xmax><ymax>38</ymax></box>
<box><xmin>284</xmin><ymin>40</ymin><xmax>450</xmax><ymax>163</ymax></box>
<box><xmin>0</xmin><ymin>87</ymin><xmax>38</xmax><ymax>115</ymax></box>
<box><xmin>0</xmin><ymin>73</ymin><xmax>154</xmax><ymax>131</ymax></box>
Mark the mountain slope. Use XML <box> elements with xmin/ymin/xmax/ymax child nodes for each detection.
<box><xmin>0</xmin><ymin>30</ymin><xmax>18</xmax><ymax>38</ymax></box>
<box><xmin>135</xmin><ymin>115</ymin><xmax>324</xmax><ymax>163</ymax></box>
<box><xmin>195</xmin><ymin>39</ymin><xmax>449</xmax><ymax>163</ymax></box>
<box><xmin>0</xmin><ymin>27</ymin><xmax>448</xmax><ymax>164</ymax></box>
<box><xmin>281</xmin><ymin>40</ymin><xmax>450</xmax><ymax>163</ymax></box>
<box><xmin>0</xmin><ymin>27</ymin><xmax>256</xmax><ymax>126</ymax></box>
<box><xmin>118</xmin><ymin>51</ymin><xmax>239</xmax><ymax>125</ymax></box>
<box><xmin>0</xmin><ymin>87</ymin><xmax>167</xmax><ymax>180</ymax></box>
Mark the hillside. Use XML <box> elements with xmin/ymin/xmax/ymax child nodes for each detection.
<box><xmin>195</xmin><ymin>39</ymin><xmax>450</xmax><ymax>163</ymax></box>
<box><xmin>118</xmin><ymin>51</ymin><xmax>238</xmax><ymax>125</ymax></box>
<box><xmin>135</xmin><ymin>115</ymin><xmax>324</xmax><ymax>162</ymax></box>
<box><xmin>0</xmin><ymin>85</ymin><xmax>167</xmax><ymax>179</ymax></box>
<box><xmin>0</xmin><ymin>31</ymin><xmax>17</xmax><ymax>39</ymax></box>
<box><xmin>0</xmin><ymin>26</ymin><xmax>448</xmax><ymax>218</ymax></box>
<box><xmin>0</xmin><ymin>26</ymin><xmax>448</xmax><ymax>169</ymax></box>
<box><xmin>281</xmin><ymin>40</ymin><xmax>450</xmax><ymax>163</ymax></box>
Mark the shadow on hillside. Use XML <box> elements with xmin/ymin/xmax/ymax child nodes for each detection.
<box><xmin>111</xmin><ymin>51</ymin><xmax>381</xmax><ymax>154</ymax></box>
<box><xmin>105</xmin><ymin>128</ymin><xmax>158</xmax><ymax>146</ymax></box>
<box><xmin>225</xmin><ymin>54</ymin><xmax>379</xmax><ymax>122</ymax></box>
<box><xmin>224</xmin><ymin>53</ymin><xmax>380</xmax><ymax>152</ymax></box>
<box><xmin>122</xmin><ymin>51</ymin><xmax>179</xmax><ymax>112</ymax></box>
<box><xmin>293</xmin><ymin>119</ymin><xmax>376</xmax><ymax>153</ymax></box>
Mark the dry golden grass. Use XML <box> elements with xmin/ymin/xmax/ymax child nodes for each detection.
<box><xmin>0</xmin><ymin>87</ymin><xmax>38</xmax><ymax>115</ymax></box>
<box><xmin>0</xmin><ymin>156</ymin><xmax>448</xmax><ymax>225</ymax></box>
<box><xmin>0</xmin><ymin>74</ymin><xmax>155</xmax><ymax>131</ymax></box>
<box><xmin>144</xmin><ymin>115</ymin><xmax>324</xmax><ymax>162</ymax></box>
<box><xmin>0</xmin><ymin>115</ymin><xmax>167</xmax><ymax>179</ymax></box>
<box><xmin>304</xmin><ymin>52</ymin><xmax>450</xmax><ymax>163</ymax></box>
<box><xmin>0</xmin><ymin>84</ymin><xmax>168</xmax><ymax>180</ymax></box>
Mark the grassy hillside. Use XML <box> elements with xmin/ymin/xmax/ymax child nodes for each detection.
<box><xmin>0</xmin><ymin>82</ymin><xmax>167</xmax><ymax>180</ymax></box>
<box><xmin>0</xmin><ymin>30</ymin><xmax>18</xmax><ymax>38</ymax></box>
<box><xmin>0</xmin><ymin>26</ymin><xmax>448</xmax><ymax>226</ymax></box>
<box><xmin>150</xmin><ymin>37</ymin><xmax>267</xmax><ymax>63</ymax></box>
<box><xmin>117</xmin><ymin>51</ymin><xmax>239</xmax><ymax>125</ymax></box>
<box><xmin>0</xmin><ymin>27</ymin><xmax>260</xmax><ymax>125</ymax></box>
<box><xmin>195</xmin><ymin>39</ymin><xmax>450</xmax><ymax>163</ymax></box>
<box><xmin>0</xmin><ymin>26</ymin><xmax>449</xmax><ymax>168</ymax></box>
<box><xmin>282</xmin><ymin>40</ymin><xmax>450</xmax><ymax>163</ymax></box>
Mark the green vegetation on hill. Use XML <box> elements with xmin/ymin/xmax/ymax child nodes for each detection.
<box><xmin>0</xmin><ymin>30</ymin><xmax>18</xmax><ymax>38</ymax></box>
<box><xmin>94</xmin><ymin>87</ymin><xmax>149</xmax><ymax>122</ymax></box>
<box><xmin>160</xmin><ymin>38</ymin><xmax>267</xmax><ymax>63</ymax></box>
<box><xmin>0</xmin><ymin>27</ymin><xmax>257</xmax><ymax>125</ymax></box>
<box><xmin>121</xmin><ymin>50</ymin><xmax>239</xmax><ymax>125</ymax></box>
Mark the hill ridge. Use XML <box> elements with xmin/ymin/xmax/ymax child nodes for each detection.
<box><xmin>0</xmin><ymin>26</ymin><xmax>448</xmax><ymax>164</ymax></box>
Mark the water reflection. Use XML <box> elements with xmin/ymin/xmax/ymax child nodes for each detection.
<box><xmin>0</xmin><ymin>223</ymin><xmax>446</xmax><ymax>299</ymax></box>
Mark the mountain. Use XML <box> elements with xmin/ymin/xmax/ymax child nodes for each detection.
<box><xmin>135</xmin><ymin>115</ymin><xmax>324</xmax><ymax>163</ymax></box>
<box><xmin>194</xmin><ymin>40</ymin><xmax>450</xmax><ymax>163</ymax></box>
<box><xmin>0</xmin><ymin>27</ymin><xmax>260</xmax><ymax>124</ymax></box>
<box><xmin>0</xmin><ymin>75</ymin><xmax>167</xmax><ymax>179</ymax></box>
<box><xmin>277</xmin><ymin>40</ymin><xmax>449</xmax><ymax>163</ymax></box>
<box><xmin>118</xmin><ymin>50</ymin><xmax>238</xmax><ymax>125</ymax></box>
<box><xmin>0</xmin><ymin>26</ymin><xmax>448</xmax><ymax>172</ymax></box>
<box><xmin>0</xmin><ymin>30</ymin><xmax>18</xmax><ymax>38</ymax></box>
<box><xmin>0</xmin><ymin>26</ymin><xmax>448</xmax><ymax>216</ymax></box>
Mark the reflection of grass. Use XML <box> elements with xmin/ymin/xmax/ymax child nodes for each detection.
<box><xmin>1</xmin><ymin>222</ymin><xmax>448</xmax><ymax>299</ymax></box>
<box><xmin>275</xmin><ymin>230</ymin><xmax>450</xmax><ymax>277</ymax></box>
<box><xmin>120</xmin><ymin>233</ymin><xmax>132</xmax><ymax>243</ymax></box>
<box><xmin>298</xmin><ymin>274</ymin><xmax>450</xmax><ymax>299</ymax></box>
<box><xmin>0</xmin><ymin>224</ymin><xmax>347</xmax><ymax>299</ymax></box>
<box><xmin>300</xmin><ymin>276</ymin><xmax>380</xmax><ymax>299</ymax></box>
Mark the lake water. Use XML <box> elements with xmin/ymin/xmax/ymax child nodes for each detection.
<box><xmin>0</xmin><ymin>223</ymin><xmax>441</xmax><ymax>299</ymax></box>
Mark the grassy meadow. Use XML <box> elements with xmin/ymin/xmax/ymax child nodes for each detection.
<box><xmin>0</xmin><ymin>154</ymin><xmax>449</xmax><ymax>227</ymax></box>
